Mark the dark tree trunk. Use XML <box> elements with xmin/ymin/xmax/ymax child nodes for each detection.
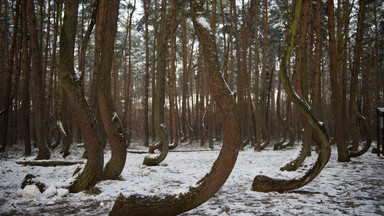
<box><xmin>328</xmin><ymin>0</ymin><xmax>350</xmax><ymax>162</ymax></box>
<box><xmin>21</xmin><ymin>0</ymin><xmax>31</xmax><ymax>156</ymax></box>
<box><xmin>143</xmin><ymin>0</ymin><xmax>150</xmax><ymax>147</ymax></box>
<box><xmin>109</xmin><ymin>1</ymin><xmax>241</xmax><ymax>215</ymax></box>
<box><xmin>98</xmin><ymin>0</ymin><xmax>127</xmax><ymax>181</ymax></box>
<box><xmin>58</xmin><ymin>0</ymin><xmax>104</xmax><ymax>193</ymax></box>
<box><xmin>27</xmin><ymin>0</ymin><xmax>51</xmax><ymax>160</ymax></box>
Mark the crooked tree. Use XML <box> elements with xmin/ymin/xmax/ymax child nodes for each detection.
<box><xmin>58</xmin><ymin>0</ymin><xmax>104</xmax><ymax>193</ymax></box>
<box><xmin>109</xmin><ymin>1</ymin><xmax>241</xmax><ymax>214</ymax></box>
<box><xmin>252</xmin><ymin>0</ymin><xmax>331</xmax><ymax>192</ymax></box>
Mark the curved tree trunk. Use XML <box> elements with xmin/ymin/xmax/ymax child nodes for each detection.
<box><xmin>252</xmin><ymin>0</ymin><xmax>331</xmax><ymax>192</ymax></box>
<box><xmin>97</xmin><ymin>0</ymin><xmax>127</xmax><ymax>181</ymax></box>
<box><xmin>58</xmin><ymin>0</ymin><xmax>104</xmax><ymax>193</ymax></box>
<box><xmin>168</xmin><ymin>0</ymin><xmax>179</xmax><ymax>150</ymax></box>
<box><xmin>273</xmin><ymin>79</ymin><xmax>288</xmax><ymax>150</ymax></box>
<box><xmin>109</xmin><ymin>1</ymin><xmax>241</xmax><ymax>215</ymax></box>
<box><xmin>348</xmin><ymin>110</ymin><xmax>372</xmax><ymax>157</ymax></box>
<box><xmin>143</xmin><ymin>0</ymin><xmax>169</xmax><ymax>166</ymax></box>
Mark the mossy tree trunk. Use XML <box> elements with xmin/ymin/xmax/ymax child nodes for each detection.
<box><xmin>109</xmin><ymin>1</ymin><xmax>241</xmax><ymax>215</ymax></box>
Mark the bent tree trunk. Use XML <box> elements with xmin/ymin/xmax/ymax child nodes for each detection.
<box><xmin>348</xmin><ymin>110</ymin><xmax>372</xmax><ymax>157</ymax></box>
<box><xmin>109</xmin><ymin>1</ymin><xmax>241</xmax><ymax>215</ymax></box>
<box><xmin>252</xmin><ymin>0</ymin><xmax>331</xmax><ymax>192</ymax></box>
<box><xmin>143</xmin><ymin>0</ymin><xmax>169</xmax><ymax>166</ymax></box>
<box><xmin>97</xmin><ymin>0</ymin><xmax>127</xmax><ymax>181</ymax></box>
<box><xmin>58</xmin><ymin>0</ymin><xmax>104</xmax><ymax>193</ymax></box>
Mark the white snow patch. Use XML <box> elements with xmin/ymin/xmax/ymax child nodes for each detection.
<box><xmin>43</xmin><ymin>185</ymin><xmax>57</xmax><ymax>198</ymax></box>
<box><xmin>197</xmin><ymin>16</ymin><xmax>212</xmax><ymax>32</ymax></box>
<box><xmin>57</xmin><ymin>120</ymin><xmax>67</xmax><ymax>137</ymax></box>
<box><xmin>21</xmin><ymin>185</ymin><xmax>41</xmax><ymax>200</ymax></box>
<box><xmin>57</xmin><ymin>188</ymin><xmax>69</xmax><ymax>198</ymax></box>
<box><xmin>1</xmin><ymin>142</ymin><xmax>384</xmax><ymax>215</ymax></box>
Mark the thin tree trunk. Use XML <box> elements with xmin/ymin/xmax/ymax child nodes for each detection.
<box><xmin>21</xmin><ymin>0</ymin><xmax>31</xmax><ymax>156</ymax></box>
<box><xmin>143</xmin><ymin>0</ymin><xmax>150</xmax><ymax>147</ymax></box>
<box><xmin>169</xmin><ymin>0</ymin><xmax>178</xmax><ymax>149</ymax></box>
<box><xmin>143</xmin><ymin>0</ymin><xmax>169</xmax><ymax>166</ymax></box>
<box><xmin>349</xmin><ymin>0</ymin><xmax>368</xmax><ymax>154</ymax></box>
<box><xmin>151</xmin><ymin>1</ymin><xmax>158</xmax><ymax>142</ymax></box>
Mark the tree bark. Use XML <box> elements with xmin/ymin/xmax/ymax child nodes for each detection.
<box><xmin>21</xmin><ymin>0</ymin><xmax>31</xmax><ymax>156</ymax></box>
<box><xmin>109</xmin><ymin>1</ymin><xmax>241</xmax><ymax>215</ymax></box>
<box><xmin>143</xmin><ymin>0</ymin><xmax>150</xmax><ymax>147</ymax></box>
<box><xmin>327</xmin><ymin>0</ymin><xmax>350</xmax><ymax>162</ymax></box>
<box><xmin>143</xmin><ymin>0</ymin><xmax>169</xmax><ymax>166</ymax></box>
<box><xmin>168</xmin><ymin>0</ymin><xmax>178</xmax><ymax>150</ymax></box>
<box><xmin>97</xmin><ymin>0</ymin><xmax>127</xmax><ymax>181</ymax></box>
<box><xmin>27</xmin><ymin>0</ymin><xmax>51</xmax><ymax>160</ymax></box>
<box><xmin>58</xmin><ymin>0</ymin><xmax>104</xmax><ymax>193</ymax></box>
<box><xmin>349</xmin><ymin>0</ymin><xmax>369</xmax><ymax>156</ymax></box>
<box><xmin>252</xmin><ymin>0</ymin><xmax>331</xmax><ymax>192</ymax></box>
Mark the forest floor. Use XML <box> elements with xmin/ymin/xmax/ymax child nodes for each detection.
<box><xmin>1</xmin><ymin>141</ymin><xmax>384</xmax><ymax>216</ymax></box>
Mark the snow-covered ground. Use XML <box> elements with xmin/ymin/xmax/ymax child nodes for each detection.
<box><xmin>1</xmin><ymin>141</ymin><xmax>383</xmax><ymax>215</ymax></box>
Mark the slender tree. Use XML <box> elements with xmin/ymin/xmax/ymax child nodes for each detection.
<box><xmin>27</xmin><ymin>0</ymin><xmax>51</xmax><ymax>160</ymax></box>
<box><xmin>143</xmin><ymin>0</ymin><xmax>169</xmax><ymax>166</ymax></box>
<box><xmin>21</xmin><ymin>0</ymin><xmax>31</xmax><ymax>156</ymax></box>
<box><xmin>143</xmin><ymin>0</ymin><xmax>150</xmax><ymax>147</ymax></box>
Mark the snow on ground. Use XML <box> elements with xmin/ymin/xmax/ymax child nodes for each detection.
<box><xmin>1</xmin><ymin>141</ymin><xmax>384</xmax><ymax>215</ymax></box>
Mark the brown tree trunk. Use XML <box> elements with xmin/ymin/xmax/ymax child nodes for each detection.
<box><xmin>27</xmin><ymin>0</ymin><xmax>51</xmax><ymax>160</ymax></box>
<box><xmin>97</xmin><ymin>0</ymin><xmax>127</xmax><ymax>181</ymax></box>
<box><xmin>281</xmin><ymin>0</ymin><xmax>312</xmax><ymax>171</ymax></box>
<box><xmin>143</xmin><ymin>0</ymin><xmax>150</xmax><ymax>147</ymax></box>
<box><xmin>58</xmin><ymin>0</ymin><xmax>104</xmax><ymax>193</ymax></box>
<box><xmin>143</xmin><ymin>0</ymin><xmax>169</xmax><ymax>166</ymax></box>
<box><xmin>151</xmin><ymin>1</ymin><xmax>158</xmax><ymax>142</ymax></box>
<box><xmin>252</xmin><ymin>0</ymin><xmax>331</xmax><ymax>192</ymax></box>
<box><xmin>21</xmin><ymin>0</ymin><xmax>31</xmax><ymax>156</ymax></box>
<box><xmin>349</xmin><ymin>0</ymin><xmax>369</xmax><ymax>157</ymax></box>
<box><xmin>181</xmin><ymin>6</ymin><xmax>189</xmax><ymax>142</ymax></box>
<box><xmin>327</xmin><ymin>0</ymin><xmax>350</xmax><ymax>162</ymax></box>
<box><xmin>169</xmin><ymin>0</ymin><xmax>178</xmax><ymax>150</ymax></box>
<box><xmin>109</xmin><ymin>1</ymin><xmax>241</xmax><ymax>214</ymax></box>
